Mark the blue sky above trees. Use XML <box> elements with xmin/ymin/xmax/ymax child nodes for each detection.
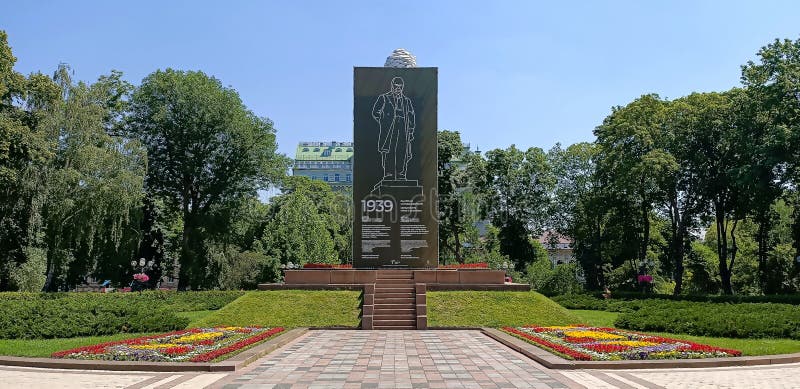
<box><xmin>3</xmin><ymin>0</ymin><xmax>799</xmax><ymax>157</ymax></box>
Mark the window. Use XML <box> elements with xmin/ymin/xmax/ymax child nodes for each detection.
<box><xmin>322</xmin><ymin>149</ymin><xmax>332</xmax><ymax>157</ymax></box>
<box><xmin>346</xmin><ymin>174</ymin><xmax>352</xmax><ymax>182</ymax></box>
<box><xmin>334</xmin><ymin>173</ymin><xmax>340</xmax><ymax>182</ymax></box>
<box><xmin>302</xmin><ymin>147</ymin><xmax>309</xmax><ymax>152</ymax></box>
<box><xmin>311</xmin><ymin>175</ymin><xmax>317</xmax><ymax>180</ymax></box>
<box><xmin>323</xmin><ymin>175</ymin><xmax>329</xmax><ymax>182</ymax></box>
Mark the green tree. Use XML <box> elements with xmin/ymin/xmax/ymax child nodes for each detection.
<box><xmin>261</xmin><ymin>190</ymin><xmax>336</xmax><ymax>266</ymax></box>
<box><xmin>687</xmin><ymin>90</ymin><xmax>748</xmax><ymax>295</ymax></box>
<box><xmin>39</xmin><ymin>66</ymin><xmax>146</xmax><ymax>291</ymax></box>
<box><xmin>0</xmin><ymin>31</ymin><xmax>58</xmax><ymax>291</ymax></box>
<box><xmin>470</xmin><ymin>145</ymin><xmax>554</xmax><ymax>270</ymax></box>
<box><xmin>741</xmin><ymin>38</ymin><xmax>800</xmax><ymax>284</ymax></box>
<box><xmin>438</xmin><ymin>130</ymin><xmax>474</xmax><ymax>263</ymax></box>
<box><xmin>128</xmin><ymin>69</ymin><xmax>288</xmax><ymax>289</ymax></box>
<box><xmin>594</xmin><ymin>94</ymin><xmax>676</xmax><ymax>278</ymax></box>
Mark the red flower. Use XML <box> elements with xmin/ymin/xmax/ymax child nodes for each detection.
<box><xmin>583</xmin><ymin>343</ymin><xmax>631</xmax><ymax>353</ymax></box>
<box><xmin>51</xmin><ymin>329</ymin><xmax>195</xmax><ymax>358</ymax></box>
<box><xmin>502</xmin><ymin>327</ymin><xmax>593</xmax><ymax>361</ymax></box>
<box><xmin>189</xmin><ymin>327</ymin><xmax>284</xmax><ymax>362</ymax></box>
<box><xmin>163</xmin><ymin>345</ymin><xmax>192</xmax><ymax>356</ymax></box>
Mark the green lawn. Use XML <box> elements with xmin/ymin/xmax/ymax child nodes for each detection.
<box><xmin>428</xmin><ymin>291</ymin><xmax>580</xmax><ymax>327</ymax></box>
<box><xmin>176</xmin><ymin>310</ymin><xmax>215</xmax><ymax>323</ymax></box>
<box><xmin>0</xmin><ymin>333</ymin><xmax>155</xmax><ymax>357</ymax></box>
<box><xmin>568</xmin><ymin>308</ymin><xmax>800</xmax><ymax>356</ymax></box>
<box><xmin>191</xmin><ymin>290</ymin><xmax>361</xmax><ymax>328</ymax></box>
<box><xmin>570</xmin><ymin>309</ymin><xmax>619</xmax><ymax>327</ymax></box>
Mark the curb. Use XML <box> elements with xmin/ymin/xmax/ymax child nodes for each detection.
<box><xmin>0</xmin><ymin>328</ymin><xmax>308</xmax><ymax>372</ymax></box>
<box><xmin>481</xmin><ymin>328</ymin><xmax>800</xmax><ymax>370</ymax></box>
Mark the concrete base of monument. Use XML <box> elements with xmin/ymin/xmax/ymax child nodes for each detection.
<box><xmin>257</xmin><ymin>269</ymin><xmax>530</xmax><ymax>291</ymax></box>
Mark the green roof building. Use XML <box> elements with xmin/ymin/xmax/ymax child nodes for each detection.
<box><xmin>292</xmin><ymin>141</ymin><xmax>354</xmax><ymax>191</ymax></box>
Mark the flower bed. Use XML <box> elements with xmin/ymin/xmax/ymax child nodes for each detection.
<box><xmin>502</xmin><ymin>325</ymin><xmax>741</xmax><ymax>361</ymax></box>
<box><xmin>52</xmin><ymin>326</ymin><xmax>284</xmax><ymax>362</ymax></box>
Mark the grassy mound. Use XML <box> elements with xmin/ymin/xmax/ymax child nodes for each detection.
<box><xmin>428</xmin><ymin>291</ymin><xmax>579</xmax><ymax>327</ymax></box>
<box><xmin>190</xmin><ymin>290</ymin><xmax>361</xmax><ymax>328</ymax></box>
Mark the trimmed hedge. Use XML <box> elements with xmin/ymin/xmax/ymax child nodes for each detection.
<box><xmin>614</xmin><ymin>301</ymin><xmax>800</xmax><ymax>339</ymax></box>
<box><xmin>551</xmin><ymin>294</ymin><xmax>800</xmax><ymax>339</ymax></box>
<box><xmin>0</xmin><ymin>291</ymin><xmax>245</xmax><ymax>339</ymax></box>
<box><xmin>557</xmin><ymin>291</ymin><xmax>800</xmax><ymax>305</ymax></box>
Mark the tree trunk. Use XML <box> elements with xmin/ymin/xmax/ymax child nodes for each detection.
<box><xmin>755</xmin><ymin>210</ymin><xmax>770</xmax><ymax>293</ymax></box>
<box><xmin>715</xmin><ymin>204</ymin><xmax>733</xmax><ymax>295</ymax></box>
<box><xmin>640</xmin><ymin>202</ymin><xmax>650</xmax><ymax>264</ymax></box>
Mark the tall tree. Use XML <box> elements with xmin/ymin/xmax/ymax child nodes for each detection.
<box><xmin>438</xmin><ymin>130</ymin><xmax>471</xmax><ymax>263</ymax></box>
<box><xmin>471</xmin><ymin>145</ymin><xmax>554</xmax><ymax>270</ymax></box>
<box><xmin>0</xmin><ymin>31</ymin><xmax>58</xmax><ymax>290</ymax></box>
<box><xmin>129</xmin><ymin>69</ymin><xmax>288</xmax><ymax>289</ymax></box>
<box><xmin>741</xmin><ymin>38</ymin><xmax>800</xmax><ymax>283</ymax></box>
<box><xmin>594</xmin><ymin>94</ymin><xmax>676</xmax><ymax>275</ymax></box>
<box><xmin>686</xmin><ymin>90</ymin><xmax>748</xmax><ymax>294</ymax></box>
<box><xmin>40</xmin><ymin>66</ymin><xmax>146</xmax><ymax>291</ymax></box>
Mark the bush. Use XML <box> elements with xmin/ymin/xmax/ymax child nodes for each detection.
<box><xmin>551</xmin><ymin>293</ymin><xmax>800</xmax><ymax>339</ymax></box>
<box><xmin>526</xmin><ymin>261</ymin><xmax>583</xmax><ymax>296</ymax></box>
<box><xmin>552</xmin><ymin>291</ymin><xmax>800</xmax><ymax>306</ymax></box>
<box><xmin>0</xmin><ymin>291</ymin><xmax>244</xmax><ymax>339</ymax></box>
<box><xmin>614</xmin><ymin>301</ymin><xmax>800</xmax><ymax>339</ymax></box>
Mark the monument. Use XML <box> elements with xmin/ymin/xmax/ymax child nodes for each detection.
<box><xmin>352</xmin><ymin>49</ymin><xmax>438</xmax><ymax>269</ymax></box>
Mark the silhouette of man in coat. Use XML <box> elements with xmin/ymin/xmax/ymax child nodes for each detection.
<box><xmin>372</xmin><ymin>77</ymin><xmax>416</xmax><ymax>182</ymax></box>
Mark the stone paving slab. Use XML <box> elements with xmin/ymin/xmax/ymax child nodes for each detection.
<box><xmin>210</xmin><ymin>330</ymin><xmax>573</xmax><ymax>389</ymax></box>
<box><xmin>3</xmin><ymin>331</ymin><xmax>800</xmax><ymax>388</ymax></box>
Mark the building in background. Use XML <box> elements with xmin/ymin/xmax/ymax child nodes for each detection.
<box><xmin>292</xmin><ymin>141</ymin><xmax>354</xmax><ymax>191</ymax></box>
<box><xmin>537</xmin><ymin>231</ymin><xmax>574</xmax><ymax>266</ymax></box>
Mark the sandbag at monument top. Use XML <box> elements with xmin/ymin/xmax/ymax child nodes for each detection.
<box><xmin>352</xmin><ymin>49</ymin><xmax>438</xmax><ymax>269</ymax></box>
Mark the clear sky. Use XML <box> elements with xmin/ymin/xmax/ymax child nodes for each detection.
<box><xmin>3</xmin><ymin>1</ymin><xmax>800</xmax><ymax>157</ymax></box>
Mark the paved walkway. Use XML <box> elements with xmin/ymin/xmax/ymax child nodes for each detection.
<box><xmin>3</xmin><ymin>330</ymin><xmax>800</xmax><ymax>388</ymax></box>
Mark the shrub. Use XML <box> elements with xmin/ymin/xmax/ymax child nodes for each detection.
<box><xmin>614</xmin><ymin>301</ymin><xmax>800</xmax><ymax>339</ymax></box>
<box><xmin>0</xmin><ymin>291</ymin><xmax>244</xmax><ymax>339</ymax></box>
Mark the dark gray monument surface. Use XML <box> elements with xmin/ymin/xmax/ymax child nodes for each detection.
<box><xmin>353</xmin><ymin>67</ymin><xmax>438</xmax><ymax>268</ymax></box>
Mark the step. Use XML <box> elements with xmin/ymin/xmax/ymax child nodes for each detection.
<box><xmin>373</xmin><ymin>302</ymin><xmax>414</xmax><ymax>310</ymax></box>
<box><xmin>373</xmin><ymin>326</ymin><xmax>416</xmax><ymax>330</ymax></box>
<box><xmin>373</xmin><ymin>319</ymin><xmax>416</xmax><ymax>326</ymax></box>
<box><xmin>372</xmin><ymin>311</ymin><xmax>417</xmax><ymax>323</ymax></box>
<box><xmin>375</xmin><ymin>272</ymin><xmax>414</xmax><ymax>279</ymax></box>
<box><xmin>375</xmin><ymin>279</ymin><xmax>414</xmax><ymax>284</ymax></box>
<box><xmin>374</xmin><ymin>291</ymin><xmax>414</xmax><ymax>296</ymax></box>
<box><xmin>374</xmin><ymin>298</ymin><xmax>415</xmax><ymax>304</ymax></box>
<box><xmin>375</xmin><ymin>286</ymin><xmax>414</xmax><ymax>294</ymax></box>
<box><xmin>371</xmin><ymin>308</ymin><xmax>415</xmax><ymax>315</ymax></box>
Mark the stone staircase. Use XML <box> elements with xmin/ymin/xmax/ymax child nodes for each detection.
<box><xmin>362</xmin><ymin>270</ymin><xmax>426</xmax><ymax>330</ymax></box>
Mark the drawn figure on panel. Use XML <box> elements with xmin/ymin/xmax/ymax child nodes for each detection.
<box><xmin>371</xmin><ymin>76</ymin><xmax>416</xmax><ymax>185</ymax></box>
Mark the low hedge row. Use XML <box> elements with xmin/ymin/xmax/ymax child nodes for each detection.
<box><xmin>0</xmin><ymin>291</ymin><xmax>245</xmax><ymax>339</ymax></box>
<box><xmin>0</xmin><ymin>290</ymin><xmax>244</xmax><ymax>311</ymax></box>
<box><xmin>556</xmin><ymin>291</ymin><xmax>800</xmax><ymax>305</ymax></box>
<box><xmin>614</xmin><ymin>301</ymin><xmax>800</xmax><ymax>339</ymax></box>
<box><xmin>551</xmin><ymin>294</ymin><xmax>800</xmax><ymax>339</ymax></box>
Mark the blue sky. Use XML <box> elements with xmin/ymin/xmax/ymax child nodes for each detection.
<box><xmin>3</xmin><ymin>1</ymin><xmax>800</xmax><ymax>157</ymax></box>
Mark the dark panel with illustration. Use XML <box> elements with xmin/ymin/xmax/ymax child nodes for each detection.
<box><xmin>353</xmin><ymin>67</ymin><xmax>438</xmax><ymax>268</ymax></box>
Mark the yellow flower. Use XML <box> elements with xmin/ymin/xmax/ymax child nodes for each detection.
<box><xmin>562</xmin><ymin>330</ymin><xmax>625</xmax><ymax>340</ymax></box>
<box><xmin>219</xmin><ymin>326</ymin><xmax>243</xmax><ymax>331</ymax></box>
<box><xmin>174</xmin><ymin>331</ymin><xmax>224</xmax><ymax>344</ymax></box>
